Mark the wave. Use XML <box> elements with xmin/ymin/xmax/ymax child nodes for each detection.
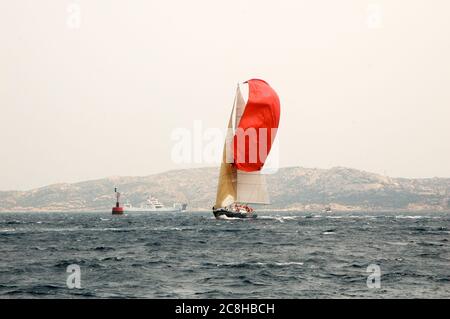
<box><xmin>395</xmin><ymin>215</ymin><xmax>425</xmax><ymax>219</ymax></box>
<box><xmin>417</xmin><ymin>241</ymin><xmax>445</xmax><ymax>247</ymax></box>
<box><xmin>258</xmin><ymin>216</ymin><xmax>299</xmax><ymax>223</ymax></box>
<box><xmin>385</xmin><ymin>241</ymin><xmax>409</xmax><ymax>246</ymax></box>
<box><xmin>152</xmin><ymin>226</ymin><xmax>185</xmax><ymax>231</ymax></box>
<box><xmin>53</xmin><ymin>259</ymin><xmax>105</xmax><ymax>269</ymax></box>
<box><xmin>1</xmin><ymin>220</ymin><xmax>24</xmax><ymax>225</ymax></box>
<box><xmin>273</xmin><ymin>262</ymin><xmax>304</xmax><ymax>266</ymax></box>
<box><xmin>94</xmin><ymin>246</ymin><xmax>115</xmax><ymax>251</ymax></box>
<box><xmin>215</xmin><ymin>215</ymin><xmax>244</xmax><ymax>221</ymax></box>
<box><xmin>101</xmin><ymin>256</ymin><xmax>125</xmax><ymax>261</ymax></box>
<box><xmin>202</xmin><ymin>261</ymin><xmax>303</xmax><ymax>269</ymax></box>
<box><xmin>0</xmin><ymin>228</ymin><xmax>16</xmax><ymax>233</ymax></box>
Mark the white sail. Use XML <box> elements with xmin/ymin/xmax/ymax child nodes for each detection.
<box><xmin>237</xmin><ymin>171</ymin><xmax>270</xmax><ymax>205</ymax></box>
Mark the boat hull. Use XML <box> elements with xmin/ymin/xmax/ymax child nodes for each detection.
<box><xmin>213</xmin><ymin>208</ymin><xmax>257</xmax><ymax>219</ymax></box>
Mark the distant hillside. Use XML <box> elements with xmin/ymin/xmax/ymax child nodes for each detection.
<box><xmin>1</xmin><ymin>167</ymin><xmax>449</xmax><ymax>212</ymax></box>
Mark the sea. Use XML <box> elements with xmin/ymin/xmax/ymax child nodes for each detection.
<box><xmin>0</xmin><ymin>211</ymin><xmax>449</xmax><ymax>299</ymax></box>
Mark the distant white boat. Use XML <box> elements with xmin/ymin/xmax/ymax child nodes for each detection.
<box><xmin>124</xmin><ymin>196</ymin><xmax>186</xmax><ymax>213</ymax></box>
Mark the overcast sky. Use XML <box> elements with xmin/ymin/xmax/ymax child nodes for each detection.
<box><xmin>1</xmin><ymin>0</ymin><xmax>449</xmax><ymax>190</ymax></box>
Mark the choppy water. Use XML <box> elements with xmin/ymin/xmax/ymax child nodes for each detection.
<box><xmin>0</xmin><ymin>211</ymin><xmax>449</xmax><ymax>298</ymax></box>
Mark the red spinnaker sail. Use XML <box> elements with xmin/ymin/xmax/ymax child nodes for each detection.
<box><xmin>233</xmin><ymin>79</ymin><xmax>280</xmax><ymax>172</ymax></box>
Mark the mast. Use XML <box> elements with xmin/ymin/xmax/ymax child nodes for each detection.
<box><xmin>214</xmin><ymin>87</ymin><xmax>239</xmax><ymax>208</ymax></box>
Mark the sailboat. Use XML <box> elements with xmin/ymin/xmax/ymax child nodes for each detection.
<box><xmin>213</xmin><ymin>79</ymin><xmax>280</xmax><ymax>219</ymax></box>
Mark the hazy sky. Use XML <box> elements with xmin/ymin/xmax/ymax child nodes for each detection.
<box><xmin>1</xmin><ymin>0</ymin><xmax>450</xmax><ymax>190</ymax></box>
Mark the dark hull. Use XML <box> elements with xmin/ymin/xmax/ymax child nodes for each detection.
<box><xmin>213</xmin><ymin>208</ymin><xmax>257</xmax><ymax>219</ymax></box>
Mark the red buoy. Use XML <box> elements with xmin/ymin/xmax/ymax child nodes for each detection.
<box><xmin>112</xmin><ymin>188</ymin><xmax>124</xmax><ymax>215</ymax></box>
<box><xmin>112</xmin><ymin>206</ymin><xmax>124</xmax><ymax>215</ymax></box>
